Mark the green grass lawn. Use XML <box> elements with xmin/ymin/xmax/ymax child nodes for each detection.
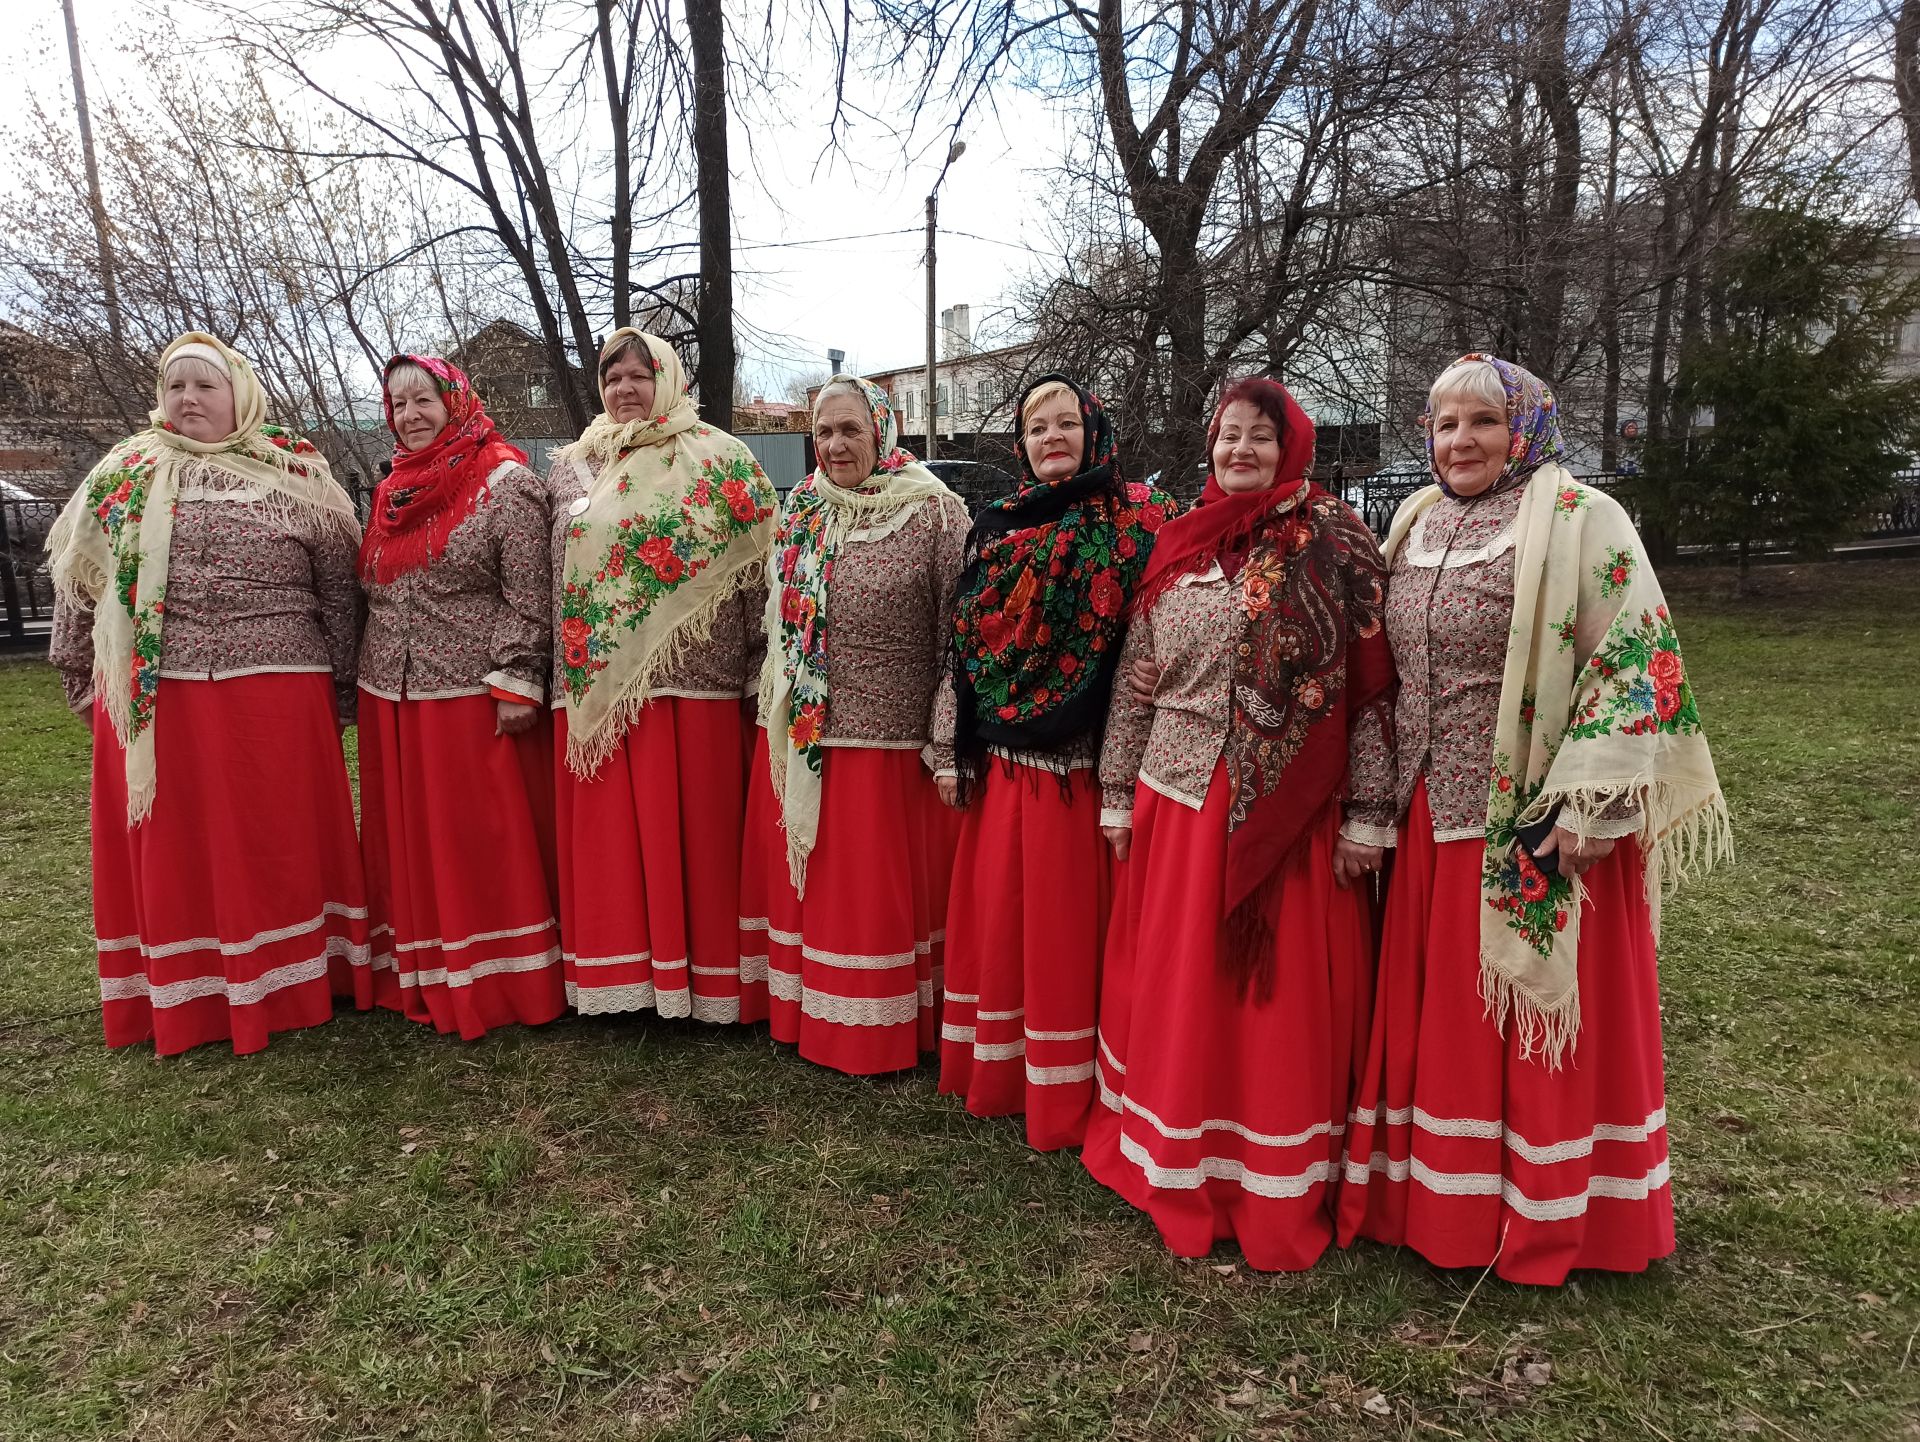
<box><xmin>2</xmin><ymin>560</ymin><xmax>1916</xmax><ymax>1441</ymax></box>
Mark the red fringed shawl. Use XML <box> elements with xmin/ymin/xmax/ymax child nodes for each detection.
<box><xmin>1132</xmin><ymin>382</ymin><xmax>1396</xmax><ymax>997</ymax></box>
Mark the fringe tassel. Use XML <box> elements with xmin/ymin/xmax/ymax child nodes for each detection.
<box><xmin>1479</xmin><ymin>960</ymin><xmax>1582</xmax><ymax>1072</ymax></box>
<box><xmin>1522</xmin><ymin>774</ymin><xmax>1735</xmax><ymax>944</ymax></box>
<box><xmin>563</xmin><ymin>559</ymin><xmax>766</xmax><ymax>780</ymax></box>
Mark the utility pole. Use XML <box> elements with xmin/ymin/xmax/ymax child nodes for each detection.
<box><xmin>922</xmin><ymin>140</ymin><xmax>966</xmax><ymax>461</ymax></box>
<box><xmin>924</xmin><ymin>192</ymin><xmax>938</xmax><ymax>461</ymax></box>
<box><xmin>61</xmin><ymin>0</ymin><xmax>123</xmax><ymax>352</ymax></box>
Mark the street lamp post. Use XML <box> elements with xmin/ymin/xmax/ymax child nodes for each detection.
<box><xmin>924</xmin><ymin>140</ymin><xmax>966</xmax><ymax>461</ymax></box>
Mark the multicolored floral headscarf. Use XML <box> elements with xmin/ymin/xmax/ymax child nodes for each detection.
<box><xmin>1424</xmin><ymin>352</ymin><xmax>1567</xmax><ymax>497</ymax></box>
<box><xmin>359</xmin><ymin>354</ymin><xmax>528</xmax><ymax>585</ymax></box>
<box><xmin>44</xmin><ymin>331</ymin><xmax>356</xmax><ymax>825</ymax></box>
<box><xmin>761</xmin><ymin>375</ymin><xmax>955</xmax><ymax>893</ymax></box>
<box><xmin>949</xmin><ymin>375</ymin><xmax>1172</xmax><ymax>787</ymax></box>
<box><xmin>557</xmin><ymin>328</ymin><xmax>777</xmax><ymax>777</ymax></box>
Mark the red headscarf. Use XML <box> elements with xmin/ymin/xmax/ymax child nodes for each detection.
<box><xmin>1132</xmin><ymin>377</ymin><xmax>1395</xmax><ymax>999</ymax></box>
<box><xmin>358</xmin><ymin>354</ymin><xmax>528</xmax><ymax>584</ymax></box>
<box><xmin>1129</xmin><ymin>377</ymin><xmax>1316</xmax><ymax>619</ymax></box>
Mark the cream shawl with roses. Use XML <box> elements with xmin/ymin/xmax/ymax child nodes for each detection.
<box><xmin>44</xmin><ymin>332</ymin><xmax>355</xmax><ymax>826</ymax></box>
<box><xmin>1384</xmin><ymin>466</ymin><xmax>1732</xmax><ymax>1066</ymax></box>
<box><xmin>555</xmin><ymin>329</ymin><xmax>776</xmax><ymax>778</ymax></box>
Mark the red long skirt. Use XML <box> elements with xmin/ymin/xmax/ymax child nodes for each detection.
<box><xmin>89</xmin><ymin>674</ymin><xmax>371</xmax><ymax>1056</ymax></box>
<box><xmin>738</xmin><ymin>729</ymin><xmax>954</xmax><ymax>1075</ymax></box>
<box><xmin>1336</xmin><ymin>779</ymin><xmax>1674</xmax><ymax>1286</ymax></box>
<box><xmin>939</xmin><ymin>761</ymin><xmax>1109</xmax><ymax>1149</ymax></box>
<box><xmin>357</xmin><ymin>691</ymin><xmax>563</xmax><ymax>1039</ymax></box>
<box><xmin>1081</xmin><ymin>766</ymin><xmax>1373</xmax><ymax>1270</ymax></box>
<box><xmin>555</xmin><ymin>698</ymin><xmax>750</xmax><ymax>1021</ymax></box>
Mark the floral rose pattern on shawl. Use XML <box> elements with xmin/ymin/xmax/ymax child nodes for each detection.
<box><xmin>86</xmin><ymin>447</ymin><xmax>165</xmax><ymax>740</ymax></box>
<box><xmin>44</xmin><ymin>331</ymin><xmax>354</xmax><ymax>826</ymax></box>
<box><xmin>761</xmin><ymin>373</ymin><xmax>956</xmax><ymax>894</ymax></box>
<box><xmin>559</xmin><ymin>445</ymin><xmax>774</xmax><ymax>700</ymax></box>
<box><xmin>767</xmin><ymin>482</ymin><xmax>836</xmax><ymax>783</ymax></box>
<box><xmin>1387</xmin><ymin>467</ymin><xmax>1730</xmax><ymax>1065</ymax></box>
<box><xmin>953</xmin><ymin>483</ymin><xmax>1168</xmax><ymax>723</ymax></box>
<box><xmin>950</xmin><ymin>377</ymin><xmax>1173</xmax><ymax>760</ymax></box>
<box><xmin>555</xmin><ymin>328</ymin><xmax>777</xmax><ymax>776</ymax></box>
<box><xmin>1386</xmin><ymin>352</ymin><xmax>1729</xmax><ymax>1065</ymax></box>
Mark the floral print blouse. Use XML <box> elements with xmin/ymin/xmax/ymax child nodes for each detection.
<box><xmin>764</xmin><ymin>490</ymin><xmax>971</xmax><ymax>765</ymax></box>
<box><xmin>1386</xmin><ymin>483</ymin><xmax>1638</xmax><ymax>842</ymax></box>
<box><xmin>359</xmin><ymin>460</ymin><xmax>551</xmax><ymax>703</ymax></box>
<box><xmin>1097</xmin><ymin>555</ymin><xmax>1395</xmax><ymax>836</ymax></box>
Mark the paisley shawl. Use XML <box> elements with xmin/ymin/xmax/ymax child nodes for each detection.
<box><xmin>1132</xmin><ymin>378</ymin><xmax>1394</xmax><ymax>998</ymax></box>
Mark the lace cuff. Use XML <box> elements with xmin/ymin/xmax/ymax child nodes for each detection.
<box><xmin>1339</xmin><ymin>818</ymin><xmax>1399</xmax><ymax>849</ymax></box>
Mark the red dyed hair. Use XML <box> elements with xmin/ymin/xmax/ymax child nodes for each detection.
<box><xmin>1207</xmin><ymin>376</ymin><xmax>1304</xmax><ymax>455</ymax></box>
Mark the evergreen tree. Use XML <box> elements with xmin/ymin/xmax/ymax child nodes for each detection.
<box><xmin>1645</xmin><ymin>182</ymin><xmax>1920</xmax><ymax>582</ymax></box>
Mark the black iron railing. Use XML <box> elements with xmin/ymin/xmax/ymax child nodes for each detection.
<box><xmin>1</xmin><ymin>495</ymin><xmax>62</xmax><ymax>650</ymax></box>
<box><xmin>1331</xmin><ymin>469</ymin><xmax>1625</xmax><ymax>538</ymax></box>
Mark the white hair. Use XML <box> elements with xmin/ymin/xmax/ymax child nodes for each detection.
<box><xmin>384</xmin><ymin>361</ymin><xmax>440</xmax><ymax>398</ymax></box>
<box><xmin>163</xmin><ymin>354</ymin><xmax>231</xmax><ymax>389</ymax></box>
<box><xmin>813</xmin><ymin>378</ymin><xmax>870</xmax><ymax>416</ymax></box>
<box><xmin>1426</xmin><ymin>358</ymin><xmax>1507</xmax><ymax>417</ymax></box>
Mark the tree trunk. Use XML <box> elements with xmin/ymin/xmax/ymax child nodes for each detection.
<box><xmin>1898</xmin><ymin>0</ymin><xmax>1920</xmax><ymax>204</ymax></box>
<box><xmin>1527</xmin><ymin>0</ymin><xmax>1581</xmax><ymax>378</ymax></box>
<box><xmin>597</xmin><ymin>0</ymin><xmax>633</xmax><ymax>331</ymax></box>
<box><xmin>686</xmin><ymin>0</ymin><xmax>734</xmax><ymax>430</ymax></box>
<box><xmin>1599</xmin><ymin>65</ymin><xmax>1623</xmax><ymax>473</ymax></box>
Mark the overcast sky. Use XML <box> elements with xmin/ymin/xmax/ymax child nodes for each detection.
<box><xmin>4</xmin><ymin>0</ymin><xmax>1074</xmax><ymax>394</ymax></box>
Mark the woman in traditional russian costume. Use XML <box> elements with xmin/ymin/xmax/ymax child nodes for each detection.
<box><xmin>550</xmin><ymin>329</ymin><xmax>777</xmax><ymax>1022</ymax></box>
<box><xmin>1084</xmin><ymin>377</ymin><xmax>1396</xmax><ymax>1270</ymax></box>
<box><xmin>45</xmin><ymin>332</ymin><xmax>370</xmax><ymax>1056</ymax></box>
<box><xmin>355</xmin><ymin>355</ymin><xmax>563</xmax><ymax>1038</ymax></box>
<box><xmin>937</xmin><ymin>375</ymin><xmax>1174</xmax><ymax>1148</ymax></box>
<box><xmin>1336</xmin><ymin>354</ymin><xmax>1731</xmax><ymax>1285</ymax></box>
<box><xmin>738</xmin><ymin>375</ymin><xmax>970</xmax><ymax>1075</ymax></box>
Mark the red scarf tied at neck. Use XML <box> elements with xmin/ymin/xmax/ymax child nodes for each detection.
<box><xmin>1129</xmin><ymin>379</ymin><xmax>1317</xmax><ymax>619</ymax></box>
<box><xmin>358</xmin><ymin>354</ymin><xmax>528</xmax><ymax>584</ymax></box>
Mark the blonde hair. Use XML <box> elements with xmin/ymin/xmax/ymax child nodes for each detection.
<box><xmin>1020</xmin><ymin>380</ymin><xmax>1078</xmax><ymax>429</ymax></box>
<box><xmin>384</xmin><ymin>361</ymin><xmax>440</xmax><ymax>397</ymax></box>
<box><xmin>1427</xmin><ymin>358</ymin><xmax>1507</xmax><ymax>418</ymax></box>
<box><xmin>163</xmin><ymin>354</ymin><xmax>231</xmax><ymax>390</ymax></box>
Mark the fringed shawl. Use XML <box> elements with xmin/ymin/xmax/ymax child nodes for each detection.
<box><xmin>44</xmin><ymin>331</ymin><xmax>355</xmax><ymax>826</ymax></box>
<box><xmin>760</xmin><ymin>375</ymin><xmax>955</xmax><ymax>895</ymax></box>
<box><xmin>555</xmin><ymin>328</ymin><xmax>776</xmax><ymax>777</ymax></box>
<box><xmin>1385</xmin><ymin>354</ymin><xmax>1731</xmax><ymax>1065</ymax></box>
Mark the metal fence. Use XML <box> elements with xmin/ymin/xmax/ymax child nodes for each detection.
<box><xmin>6</xmin><ymin>467</ymin><xmax>1918</xmax><ymax>652</ymax></box>
<box><xmin>1332</xmin><ymin>469</ymin><xmax>1625</xmax><ymax>537</ymax></box>
<box><xmin>1866</xmin><ymin>467</ymin><xmax>1920</xmax><ymax>537</ymax></box>
<box><xmin>1</xmin><ymin>495</ymin><xmax>61</xmax><ymax>650</ymax></box>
